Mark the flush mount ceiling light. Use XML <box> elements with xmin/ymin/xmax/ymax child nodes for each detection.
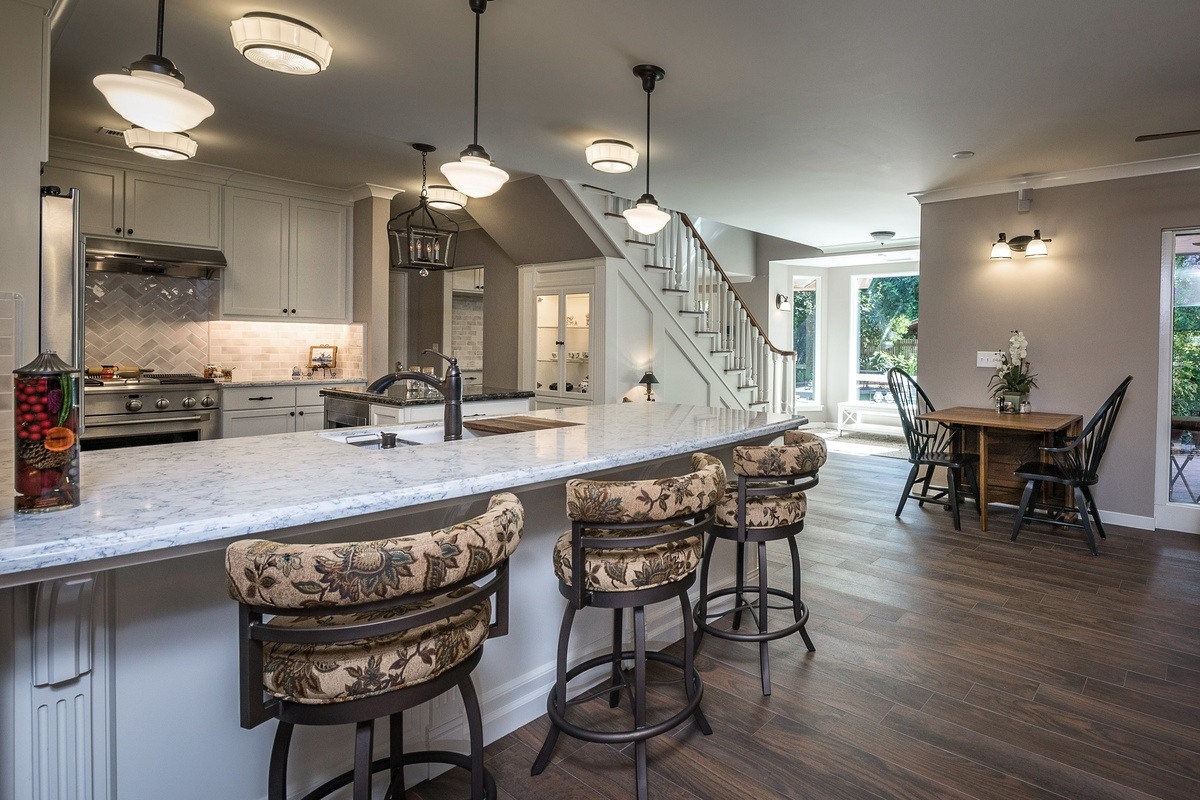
<box><xmin>622</xmin><ymin>64</ymin><xmax>671</xmax><ymax>236</ymax></box>
<box><xmin>426</xmin><ymin>185</ymin><xmax>468</xmax><ymax>211</ymax></box>
<box><xmin>440</xmin><ymin>0</ymin><xmax>509</xmax><ymax>199</ymax></box>
<box><xmin>390</xmin><ymin>144</ymin><xmax>460</xmax><ymax>276</ymax></box>
<box><xmin>585</xmin><ymin>139</ymin><xmax>638</xmax><ymax>173</ymax></box>
<box><xmin>122</xmin><ymin>127</ymin><xmax>196</xmax><ymax>160</ymax></box>
<box><xmin>93</xmin><ymin>0</ymin><xmax>214</xmax><ymax>132</ymax></box>
<box><xmin>230</xmin><ymin>12</ymin><xmax>333</xmax><ymax>75</ymax></box>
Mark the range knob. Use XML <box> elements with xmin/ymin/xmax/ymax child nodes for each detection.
<box><xmin>125</xmin><ymin>398</ymin><xmax>143</xmax><ymax>411</ymax></box>
<box><xmin>181</xmin><ymin>396</ymin><xmax>197</xmax><ymax>409</ymax></box>
<box><xmin>155</xmin><ymin>398</ymin><xmax>171</xmax><ymax>410</ymax></box>
<box><xmin>199</xmin><ymin>395</ymin><xmax>215</xmax><ymax>408</ymax></box>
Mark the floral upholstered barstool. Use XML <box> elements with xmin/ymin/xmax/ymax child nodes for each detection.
<box><xmin>226</xmin><ymin>493</ymin><xmax>524</xmax><ymax>800</ymax></box>
<box><xmin>694</xmin><ymin>430</ymin><xmax>826</xmax><ymax>695</ymax></box>
<box><xmin>531</xmin><ymin>453</ymin><xmax>726</xmax><ymax>800</ymax></box>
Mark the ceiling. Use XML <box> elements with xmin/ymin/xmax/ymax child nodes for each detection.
<box><xmin>47</xmin><ymin>0</ymin><xmax>1200</xmax><ymax>250</ymax></box>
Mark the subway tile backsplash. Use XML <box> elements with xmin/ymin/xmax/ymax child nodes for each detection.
<box><xmin>83</xmin><ymin>272</ymin><xmax>364</xmax><ymax>381</ymax></box>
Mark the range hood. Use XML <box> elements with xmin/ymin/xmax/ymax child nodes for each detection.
<box><xmin>85</xmin><ymin>237</ymin><xmax>227</xmax><ymax>279</ymax></box>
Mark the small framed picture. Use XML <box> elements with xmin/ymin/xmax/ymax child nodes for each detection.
<box><xmin>309</xmin><ymin>344</ymin><xmax>338</xmax><ymax>369</ymax></box>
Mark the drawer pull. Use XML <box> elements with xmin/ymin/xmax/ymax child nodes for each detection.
<box><xmin>249</xmin><ymin>396</ymin><xmax>274</xmax><ymax>401</ymax></box>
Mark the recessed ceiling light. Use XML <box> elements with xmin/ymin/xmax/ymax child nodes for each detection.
<box><xmin>951</xmin><ymin>150</ymin><xmax>975</xmax><ymax>159</ymax></box>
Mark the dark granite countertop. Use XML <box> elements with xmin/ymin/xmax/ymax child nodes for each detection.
<box><xmin>319</xmin><ymin>384</ymin><xmax>534</xmax><ymax>408</ymax></box>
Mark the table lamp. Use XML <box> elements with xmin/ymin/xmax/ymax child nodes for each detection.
<box><xmin>640</xmin><ymin>371</ymin><xmax>659</xmax><ymax>401</ymax></box>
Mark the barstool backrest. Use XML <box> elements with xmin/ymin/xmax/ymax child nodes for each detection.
<box><xmin>732</xmin><ymin>430</ymin><xmax>827</xmax><ymax>478</ymax></box>
<box><xmin>566</xmin><ymin>452</ymin><xmax>726</xmax><ymax>524</ymax></box>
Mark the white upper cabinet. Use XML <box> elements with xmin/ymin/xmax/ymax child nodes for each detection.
<box><xmin>41</xmin><ymin>158</ymin><xmax>221</xmax><ymax>247</ymax></box>
<box><xmin>222</xmin><ymin>189</ymin><xmax>349</xmax><ymax>322</ymax></box>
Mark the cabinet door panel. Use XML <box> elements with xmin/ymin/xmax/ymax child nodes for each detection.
<box><xmin>222</xmin><ymin>189</ymin><xmax>290</xmax><ymax>318</ymax></box>
<box><xmin>124</xmin><ymin>171</ymin><xmax>221</xmax><ymax>247</ymax></box>
<box><xmin>220</xmin><ymin>408</ymin><xmax>295</xmax><ymax>438</ymax></box>
<box><xmin>294</xmin><ymin>405</ymin><xmax>325</xmax><ymax>432</ymax></box>
<box><xmin>290</xmin><ymin>199</ymin><xmax>348</xmax><ymax>321</ymax></box>
<box><xmin>370</xmin><ymin>405</ymin><xmax>403</xmax><ymax>426</ymax></box>
<box><xmin>40</xmin><ymin>161</ymin><xmax>124</xmax><ymax>237</ymax></box>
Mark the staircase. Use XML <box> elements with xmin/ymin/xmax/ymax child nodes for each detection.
<box><xmin>581</xmin><ymin>188</ymin><xmax>796</xmax><ymax>414</ymax></box>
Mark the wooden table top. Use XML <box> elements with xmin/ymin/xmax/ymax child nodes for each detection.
<box><xmin>917</xmin><ymin>405</ymin><xmax>1082</xmax><ymax>432</ymax></box>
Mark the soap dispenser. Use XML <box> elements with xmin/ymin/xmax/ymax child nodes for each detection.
<box><xmin>291</xmin><ymin>366</ymin><xmax>301</xmax><ymax>380</ymax></box>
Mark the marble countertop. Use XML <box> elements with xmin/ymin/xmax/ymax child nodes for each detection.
<box><xmin>223</xmin><ymin>377</ymin><xmax>366</xmax><ymax>388</ymax></box>
<box><xmin>322</xmin><ymin>384</ymin><xmax>534</xmax><ymax>407</ymax></box>
<box><xmin>0</xmin><ymin>404</ymin><xmax>801</xmax><ymax>586</ymax></box>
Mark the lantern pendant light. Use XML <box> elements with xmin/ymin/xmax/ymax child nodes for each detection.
<box><xmin>93</xmin><ymin>0</ymin><xmax>214</xmax><ymax>133</ymax></box>
<box><xmin>440</xmin><ymin>0</ymin><xmax>509</xmax><ymax>198</ymax></box>
<box><xmin>390</xmin><ymin>144</ymin><xmax>460</xmax><ymax>276</ymax></box>
<box><xmin>622</xmin><ymin>64</ymin><xmax>671</xmax><ymax>236</ymax></box>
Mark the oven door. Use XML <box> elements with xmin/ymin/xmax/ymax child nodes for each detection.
<box><xmin>80</xmin><ymin>410</ymin><xmax>219</xmax><ymax>450</ymax></box>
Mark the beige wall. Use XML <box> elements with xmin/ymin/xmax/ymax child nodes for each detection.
<box><xmin>918</xmin><ymin>171</ymin><xmax>1200</xmax><ymax>521</ymax></box>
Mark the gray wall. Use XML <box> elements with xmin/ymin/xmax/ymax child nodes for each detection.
<box><xmin>467</xmin><ymin>176</ymin><xmax>603</xmax><ymax>266</ymax></box>
<box><xmin>918</xmin><ymin>171</ymin><xmax>1197</xmax><ymax>520</ymax></box>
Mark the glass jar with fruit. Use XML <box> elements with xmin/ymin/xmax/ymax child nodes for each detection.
<box><xmin>13</xmin><ymin>351</ymin><xmax>80</xmax><ymax>512</ymax></box>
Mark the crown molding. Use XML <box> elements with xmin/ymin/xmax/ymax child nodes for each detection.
<box><xmin>350</xmin><ymin>184</ymin><xmax>403</xmax><ymax>201</ymax></box>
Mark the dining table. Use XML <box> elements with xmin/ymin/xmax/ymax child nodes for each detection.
<box><xmin>915</xmin><ymin>406</ymin><xmax>1083</xmax><ymax>531</ymax></box>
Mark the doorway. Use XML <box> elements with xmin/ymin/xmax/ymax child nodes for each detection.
<box><xmin>1156</xmin><ymin>230</ymin><xmax>1200</xmax><ymax>532</ymax></box>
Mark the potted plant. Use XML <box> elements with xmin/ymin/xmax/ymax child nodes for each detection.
<box><xmin>988</xmin><ymin>330</ymin><xmax>1038</xmax><ymax>412</ymax></box>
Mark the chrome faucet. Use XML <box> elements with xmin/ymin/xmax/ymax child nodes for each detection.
<box><xmin>366</xmin><ymin>349</ymin><xmax>464</xmax><ymax>441</ymax></box>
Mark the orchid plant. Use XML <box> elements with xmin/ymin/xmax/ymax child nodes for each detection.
<box><xmin>988</xmin><ymin>330</ymin><xmax>1039</xmax><ymax>398</ymax></box>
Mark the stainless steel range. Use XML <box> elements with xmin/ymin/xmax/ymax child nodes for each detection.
<box><xmin>81</xmin><ymin>374</ymin><xmax>220</xmax><ymax>450</ymax></box>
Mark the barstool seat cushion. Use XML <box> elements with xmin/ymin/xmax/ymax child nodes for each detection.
<box><xmin>714</xmin><ymin>489</ymin><xmax>808</xmax><ymax>529</ymax></box>
<box><xmin>732</xmin><ymin>430</ymin><xmax>828</xmax><ymax>477</ymax></box>
<box><xmin>552</xmin><ymin>524</ymin><xmax>702</xmax><ymax>592</ymax></box>
<box><xmin>262</xmin><ymin>587</ymin><xmax>491</xmax><ymax>705</ymax></box>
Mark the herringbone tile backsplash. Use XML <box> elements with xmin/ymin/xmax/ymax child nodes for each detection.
<box><xmin>83</xmin><ymin>273</ymin><xmax>364</xmax><ymax>380</ymax></box>
<box><xmin>84</xmin><ymin>273</ymin><xmax>213</xmax><ymax>372</ymax></box>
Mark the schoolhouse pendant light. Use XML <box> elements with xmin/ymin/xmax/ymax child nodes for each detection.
<box><xmin>586</xmin><ymin>139</ymin><xmax>638</xmax><ymax>173</ymax></box>
<box><xmin>93</xmin><ymin>0</ymin><xmax>214</xmax><ymax>133</ymax></box>
<box><xmin>230</xmin><ymin>12</ymin><xmax>333</xmax><ymax>75</ymax></box>
<box><xmin>622</xmin><ymin>64</ymin><xmax>671</xmax><ymax>236</ymax></box>
<box><xmin>426</xmin><ymin>185</ymin><xmax>468</xmax><ymax>211</ymax></box>
<box><xmin>440</xmin><ymin>0</ymin><xmax>509</xmax><ymax>198</ymax></box>
<box><xmin>123</xmin><ymin>127</ymin><xmax>197</xmax><ymax>160</ymax></box>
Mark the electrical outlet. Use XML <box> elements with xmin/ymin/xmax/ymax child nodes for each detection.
<box><xmin>977</xmin><ymin>351</ymin><xmax>1003</xmax><ymax>368</ymax></box>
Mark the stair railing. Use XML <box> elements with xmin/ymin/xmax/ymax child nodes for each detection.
<box><xmin>604</xmin><ymin>195</ymin><xmax>796</xmax><ymax>414</ymax></box>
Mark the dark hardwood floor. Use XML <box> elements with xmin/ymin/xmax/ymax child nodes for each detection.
<box><xmin>411</xmin><ymin>450</ymin><xmax>1200</xmax><ymax>799</ymax></box>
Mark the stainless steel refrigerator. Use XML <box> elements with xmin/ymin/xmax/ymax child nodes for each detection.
<box><xmin>39</xmin><ymin>186</ymin><xmax>84</xmax><ymax>368</ymax></box>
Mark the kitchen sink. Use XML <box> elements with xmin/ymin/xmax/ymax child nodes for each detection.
<box><xmin>317</xmin><ymin>425</ymin><xmax>481</xmax><ymax>449</ymax></box>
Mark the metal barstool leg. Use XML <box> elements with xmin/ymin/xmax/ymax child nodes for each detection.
<box><xmin>677</xmin><ymin>589</ymin><xmax>712</xmax><ymax>735</ymax></box>
<box><xmin>694</xmin><ymin>533</ymin><xmax>718</xmax><ymax>651</ymax></box>
<box><xmin>732</xmin><ymin>541</ymin><xmax>746</xmax><ymax>630</ymax></box>
<box><xmin>757</xmin><ymin>540</ymin><xmax>772</xmax><ymax>695</ymax></box>
<box><xmin>896</xmin><ymin>463</ymin><xmax>919</xmax><ymax>516</ymax></box>
<box><xmin>459</xmin><ymin>675</ymin><xmax>487</xmax><ymax>800</ymax></box>
<box><xmin>267</xmin><ymin>722</ymin><xmax>293</xmax><ymax>800</ymax></box>
<box><xmin>353</xmin><ymin>720</ymin><xmax>374</xmax><ymax>800</ymax></box>
<box><xmin>1011</xmin><ymin>479</ymin><xmax>1039</xmax><ymax>542</ymax></box>
<box><xmin>386</xmin><ymin>711</ymin><xmax>406</xmax><ymax>800</ymax></box>
<box><xmin>787</xmin><ymin>535</ymin><xmax>815</xmax><ymax>652</ymax></box>
<box><xmin>632</xmin><ymin>604</ymin><xmax>649</xmax><ymax>800</ymax></box>
<box><xmin>531</xmin><ymin>602</ymin><xmax>577</xmax><ymax>775</ymax></box>
<box><xmin>609</xmin><ymin>607</ymin><xmax>625</xmax><ymax>707</ymax></box>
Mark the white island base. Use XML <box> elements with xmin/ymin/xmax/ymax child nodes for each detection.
<box><xmin>0</xmin><ymin>403</ymin><xmax>801</xmax><ymax>800</ymax></box>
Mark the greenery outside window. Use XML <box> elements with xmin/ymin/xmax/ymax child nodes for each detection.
<box><xmin>792</xmin><ymin>278</ymin><xmax>818</xmax><ymax>404</ymax></box>
<box><xmin>853</xmin><ymin>273</ymin><xmax>919</xmax><ymax>402</ymax></box>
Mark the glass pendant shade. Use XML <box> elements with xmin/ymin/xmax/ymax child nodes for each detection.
<box><xmin>123</xmin><ymin>127</ymin><xmax>196</xmax><ymax>160</ymax></box>
<box><xmin>1024</xmin><ymin>230</ymin><xmax>1049</xmax><ymax>258</ymax></box>
<box><xmin>586</xmin><ymin>139</ymin><xmax>638</xmax><ymax>173</ymax></box>
<box><xmin>441</xmin><ymin>154</ymin><xmax>509</xmax><ymax>199</ymax></box>
<box><xmin>623</xmin><ymin>196</ymin><xmax>671</xmax><ymax>235</ymax></box>
<box><xmin>990</xmin><ymin>233</ymin><xmax>1012</xmax><ymax>260</ymax></box>
<box><xmin>230</xmin><ymin>14</ymin><xmax>333</xmax><ymax>75</ymax></box>
<box><xmin>426</xmin><ymin>184</ymin><xmax>468</xmax><ymax>210</ymax></box>
<box><xmin>93</xmin><ymin>69</ymin><xmax>214</xmax><ymax>132</ymax></box>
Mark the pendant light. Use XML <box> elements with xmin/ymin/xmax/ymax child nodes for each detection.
<box><xmin>230</xmin><ymin>12</ymin><xmax>333</xmax><ymax>75</ymax></box>
<box><xmin>622</xmin><ymin>64</ymin><xmax>671</xmax><ymax>236</ymax></box>
<box><xmin>426</xmin><ymin>185</ymin><xmax>468</xmax><ymax>211</ymax></box>
<box><xmin>390</xmin><ymin>144</ymin><xmax>460</xmax><ymax>276</ymax></box>
<box><xmin>123</xmin><ymin>127</ymin><xmax>197</xmax><ymax>160</ymax></box>
<box><xmin>93</xmin><ymin>0</ymin><xmax>214</xmax><ymax>133</ymax></box>
<box><xmin>440</xmin><ymin>0</ymin><xmax>509</xmax><ymax>198</ymax></box>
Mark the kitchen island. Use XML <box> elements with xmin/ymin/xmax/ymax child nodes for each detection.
<box><xmin>0</xmin><ymin>403</ymin><xmax>801</xmax><ymax>800</ymax></box>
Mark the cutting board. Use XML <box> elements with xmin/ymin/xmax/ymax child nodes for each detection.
<box><xmin>462</xmin><ymin>416</ymin><xmax>582</xmax><ymax>435</ymax></box>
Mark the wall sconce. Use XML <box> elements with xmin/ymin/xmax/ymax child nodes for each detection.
<box><xmin>775</xmin><ymin>293</ymin><xmax>792</xmax><ymax>311</ymax></box>
<box><xmin>990</xmin><ymin>230</ymin><xmax>1051</xmax><ymax>260</ymax></box>
<box><xmin>639</xmin><ymin>370</ymin><xmax>659</xmax><ymax>401</ymax></box>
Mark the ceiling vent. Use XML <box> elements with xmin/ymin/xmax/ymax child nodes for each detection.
<box><xmin>97</xmin><ymin>126</ymin><xmax>126</xmax><ymax>138</ymax></box>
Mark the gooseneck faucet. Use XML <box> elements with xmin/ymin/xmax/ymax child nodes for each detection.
<box><xmin>366</xmin><ymin>349</ymin><xmax>464</xmax><ymax>441</ymax></box>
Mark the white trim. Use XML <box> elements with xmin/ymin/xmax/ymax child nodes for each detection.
<box><xmin>910</xmin><ymin>153</ymin><xmax>1200</xmax><ymax>205</ymax></box>
<box><xmin>1099</xmin><ymin>510</ymin><xmax>1157</xmax><ymax>531</ymax></box>
<box><xmin>349</xmin><ymin>183</ymin><xmax>402</xmax><ymax>201</ymax></box>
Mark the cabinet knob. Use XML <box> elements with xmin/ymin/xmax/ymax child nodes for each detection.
<box><xmin>282</xmin><ymin>309</ymin><xmax>288</xmax><ymax>314</ymax></box>
<box><xmin>126</xmin><ymin>229</ymin><xmax>133</xmax><ymax>236</ymax></box>
<box><xmin>290</xmin><ymin>411</ymin><xmax>296</xmax><ymax>417</ymax></box>
<box><xmin>291</xmin><ymin>309</ymin><xmax>296</xmax><ymax>314</ymax></box>
<box><xmin>556</xmin><ymin>340</ymin><xmax>565</xmax><ymax>346</ymax></box>
<box><xmin>114</xmin><ymin>227</ymin><xmax>121</xmax><ymax>234</ymax></box>
<box><xmin>297</xmin><ymin>410</ymin><xmax>304</xmax><ymax>416</ymax></box>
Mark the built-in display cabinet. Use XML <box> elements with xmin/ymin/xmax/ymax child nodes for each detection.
<box><xmin>519</xmin><ymin>260</ymin><xmax>605</xmax><ymax>407</ymax></box>
<box><xmin>222</xmin><ymin>188</ymin><xmax>350</xmax><ymax>322</ymax></box>
<box><xmin>41</xmin><ymin>158</ymin><xmax>221</xmax><ymax>247</ymax></box>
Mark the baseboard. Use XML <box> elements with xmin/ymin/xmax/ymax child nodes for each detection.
<box><xmin>1099</xmin><ymin>509</ymin><xmax>1155</xmax><ymax>531</ymax></box>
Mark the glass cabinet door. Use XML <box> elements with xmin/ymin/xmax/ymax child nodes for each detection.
<box><xmin>535</xmin><ymin>293</ymin><xmax>562</xmax><ymax>395</ymax></box>
<box><xmin>533</xmin><ymin>290</ymin><xmax>591</xmax><ymax>399</ymax></box>
<box><xmin>563</xmin><ymin>292</ymin><xmax>591</xmax><ymax>397</ymax></box>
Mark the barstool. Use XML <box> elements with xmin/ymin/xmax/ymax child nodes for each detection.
<box><xmin>225</xmin><ymin>493</ymin><xmax>524</xmax><ymax>800</ymax></box>
<box><xmin>531</xmin><ymin>453</ymin><xmax>726</xmax><ymax>800</ymax></box>
<box><xmin>694</xmin><ymin>430</ymin><xmax>827</xmax><ymax>695</ymax></box>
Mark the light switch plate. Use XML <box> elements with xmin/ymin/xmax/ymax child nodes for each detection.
<box><xmin>977</xmin><ymin>351</ymin><xmax>1003</xmax><ymax>368</ymax></box>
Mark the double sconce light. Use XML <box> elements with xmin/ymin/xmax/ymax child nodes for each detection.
<box><xmin>989</xmin><ymin>189</ymin><xmax>1051</xmax><ymax>259</ymax></box>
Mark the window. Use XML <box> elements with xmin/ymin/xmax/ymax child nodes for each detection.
<box><xmin>853</xmin><ymin>273</ymin><xmax>919</xmax><ymax>402</ymax></box>
<box><xmin>1170</xmin><ymin>246</ymin><xmax>1200</xmax><ymax>503</ymax></box>
<box><xmin>792</xmin><ymin>278</ymin><xmax>818</xmax><ymax>403</ymax></box>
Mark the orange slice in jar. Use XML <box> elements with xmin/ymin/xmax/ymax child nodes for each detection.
<box><xmin>43</xmin><ymin>427</ymin><xmax>76</xmax><ymax>452</ymax></box>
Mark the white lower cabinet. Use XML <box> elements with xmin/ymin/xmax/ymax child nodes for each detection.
<box><xmin>222</xmin><ymin>385</ymin><xmax>360</xmax><ymax>438</ymax></box>
<box><xmin>368</xmin><ymin>397</ymin><xmax>532</xmax><ymax>427</ymax></box>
